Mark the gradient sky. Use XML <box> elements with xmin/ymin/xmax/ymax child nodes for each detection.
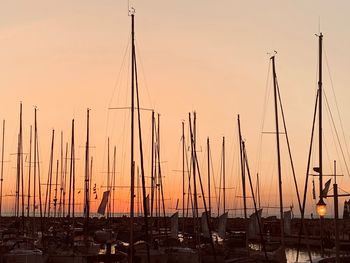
<box><xmin>1</xmin><ymin>0</ymin><xmax>350</xmax><ymax>218</ymax></box>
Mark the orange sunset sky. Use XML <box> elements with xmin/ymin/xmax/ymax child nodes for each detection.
<box><xmin>1</xmin><ymin>0</ymin><xmax>350</xmax><ymax>218</ymax></box>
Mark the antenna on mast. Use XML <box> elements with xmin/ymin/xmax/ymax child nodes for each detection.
<box><xmin>128</xmin><ymin>6</ymin><xmax>136</xmax><ymax>16</ymax></box>
<box><xmin>267</xmin><ymin>50</ymin><xmax>278</xmax><ymax>59</ymax></box>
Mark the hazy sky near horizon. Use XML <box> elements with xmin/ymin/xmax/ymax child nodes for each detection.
<box><xmin>1</xmin><ymin>0</ymin><xmax>350</xmax><ymax>217</ymax></box>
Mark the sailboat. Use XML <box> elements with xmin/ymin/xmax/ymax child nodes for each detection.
<box><xmin>294</xmin><ymin>32</ymin><xmax>350</xmax><ymax>263</ymax></box>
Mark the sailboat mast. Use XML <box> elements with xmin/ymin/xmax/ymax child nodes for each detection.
<box><xmin>63</xmin><ymin>142</ymin><xmax>68</xmax><ymax>217</ymax></box>
<box><xmin>84</xmin><ymin>109</ymin><xmax>90</xmax><ymax>236</ymax></box>
<box><xmin>151</xmin><ymin>111</ymin><xmax>155</xmax><ymax>217</ymax></box>
<box><xmin>68</xmin><ymin>120</ymin><xmax>74</xmax><ymax>218</ymax></box>
<box><xmin>45</xmin><ymin>129</ymin><xmax>55</xmax><ymax>217</ymax></box>
<box><xmin>182</xmin><ymin>121</ymin><xmax>185</xmax><ymax>231</ymax></box>
<box><xmin>69</xmin><ymin>119</ymin><xmax>75</xmax><ymax>220</ymax></box>
<box><xmin>318</xmin><ymin>33</ymin><xmax>323</xmax><ymax>201</ymax></box>
<box><xmin>107</xmin><ymin>137</ymin><xmax>110</xmax><ymax>218</ymax></box>
<box><xmin>0</xmin><ymin>120</ymin><xmax>4</xmax><ymax>218</ymax></box>
<box><xmin>15</xmin><ymin>103</ymin><xmax>22</xmax><ymax>218</ymax></box>
<box><xmin>318</xmin><ymin>33</ymin><xmax>325</xmax><ymax>258</ymax></box>
<box><xmin>238</xmin><ymin>115</ymin><xmax>247</xmax><ymax>219</ymax></box>
<box><xmin>129</xmin><ymin>11</ymin><xmax>136</xmax><ymax>262</ymax></box>
<box><xmin>27</xmin><ymin>126</ymin><xmax>32</xmax><ymax>219</ymax></box>
<box><xmin>35</xmin><ymin>110</ymin><xmax>44</xmax><ymax>227</ymax></box>
<box><xmin>222</xmin><ymin>136</ymin><xmax>226</xmax><ymax>214</ymax></box>
<box><xmin>59</xmin><ymin>131</ymin><xmax>63</xmax><ymax>217</ymax></box>
<box><xmin>33</xmin><ymin>109</ymin><xmax>37</xmax><ymax>218</ymax></box>
<box><xmin>207</xmin><ymin>137</ymin><xmax>211</xmax><ymax>216</ymax></box>
<box><xmin>112</xmin><ymin>146</ymin><xmax>116</xmax><ymax>218</ymax></box>
<box><xmin>20</xmin><ymin>104</ymin><xmax>24</xmax><ymax>223</ymax></box>
<box><xmin>191</xmin><ymin>112</ymin><xmax>198</xmax><ymax>220</ymax></box>
<box><xmin>271</xmin><ymin>55</ymin><xmax>285</xmax><ymax>247</ymax></box>
<box><xmin>54</xmin><ymin>160</ymin><xmax>59</xmax><ymax>217</ymax></box>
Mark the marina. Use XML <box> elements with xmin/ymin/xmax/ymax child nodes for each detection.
<box><xmin>1</xmin><ymin>1</ymin><xmax>350</xmax><ymax>262</ymax></box>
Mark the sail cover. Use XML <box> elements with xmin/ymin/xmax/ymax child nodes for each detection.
<box><xmin>248</xmin><ymin>209</ymin><xmax>262</xmax><ymax>239</ymax></box>
<box><xmin>170</xmin><ymin>212</ymin><xmax>179</xmax><ymax>239</ymax></box>
<box><xmin>218</xmin><ymin>212</ymin><xmax>228</xmax><ymax>239</ymax></box>
<box><xmin>97</xmin><ymin>190</ymin><xmax>110</xmax><ymax>215</ymax></box>
<box><xmin>201</xmin><ymin>211</ymin><xmax>210</xmax><ymax>238</ymax></box>
<box><xmin>283</xmin><ymin>210</ymin><xmax>292</xmax><ymax>235</ymax></box>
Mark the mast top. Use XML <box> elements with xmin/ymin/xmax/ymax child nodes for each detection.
<box><xmin>129</xmin><ymin>7</ymin><xmax>135</xmax><ymax>16</ymax></box>
<box><xmin>268</xmin><ymin>50</ymin><xmax>278</xmax><ymax>60</ymax></box>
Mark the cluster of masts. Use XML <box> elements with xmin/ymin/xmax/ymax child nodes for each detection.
<box><xmin>0</xmin><ymin>9</ymin><xmax>348</xmax><ymax>262</ymax></box>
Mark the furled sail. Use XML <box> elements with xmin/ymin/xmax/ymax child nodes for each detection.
<box><xmin>97</xmin><ymin>190</ymin><xmax>110</xmax><ymax>215</ymax></box>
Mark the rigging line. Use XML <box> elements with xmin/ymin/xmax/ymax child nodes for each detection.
<box><xmin>296</xmin><ymin>90</ymin><xmax>319</xmax><ymax>262</ymax></box>
<box><xmin>324</xmin><ymin>91</ymin><xmax>350</xmax><ymax>177</ymax></box>
<box><xmin>110</xmin><ymin>56</ymin><xmax>131</xmax><ymax>141</ymax></box>
<box><xmin>103</xmin><ymin>37</ymin><xmax>130</xmax><ymax>178</ymax></box>
<box><xmin>108</xmin><ymin>36</ymin><xmax>131</xmax><ymax>108</ymax></box>
<box><xmin>324</xmin><ymin>98</ymin><xmax>342</xmax><ymax>176</ymax></box>
<box><xmin>324</xmin><ymin>47</ymin><xmax>350</xmax><ymax>173</ymax></box>
<box><xmin>111</xmin><ymin>51</ymin><xmax>131</xmax><ymax>190</ymax></box>
<box><xmin>256</xmin><ymin>60</ymin><xmax>272</xmax><ymax>173</ymax></box>
<box><xmin>338</xmin><ymin>187</ymin><xmax>350</xmax><ymax>195</ymax></box>
<box><xmin>135</xmin><ymin>41</ymin><xmax>155</xmax><ymax>111</ymax></box>
<box><xmin>275</xmin><ymin>79</ymin><xmax>302</xmax><ymax>213</ymax></box>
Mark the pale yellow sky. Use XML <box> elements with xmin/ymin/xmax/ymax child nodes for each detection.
<box><xmin>1</xmin><ymin>0</ymin><xmax>350</xmax><ymax>217</ymax></box>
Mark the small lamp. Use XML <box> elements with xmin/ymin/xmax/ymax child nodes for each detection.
<box><xmin>316</xmin><ymin>199</ymin><xmax>327</xmax><ymax>217</ymax></box>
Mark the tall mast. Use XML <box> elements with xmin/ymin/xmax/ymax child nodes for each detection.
<box><xmin>107</xmin><ymin>137</ymin><xmax>110</xmax><ymax>218</ymax></box>
<box><xmin>257</xmin><ymin>173</ymin><xmax>261</xmax><ymax>209</ymax></box>
<box><xmin>192</xmin><ymin>112</ymin><xmax>198</xmax><ymax>220</ymax></box>
<box><xmin>68</xmin><ymin>119</ymin><xmax>75</xmax><ymax>219</ymax></box>
<box><xmin>35</xmin><ymin>110</ymin><xmax>43</xmax><ymax>229</ymax></box>
<box><xmin>238</xmin><ymin>115</ymin><xmax>247</xmax><ymax>219</ymax></box>
<box><xmin>318</xmin><ymin>33</ymin><xmax>325</xmax><ymax>257</ymax></box>
<box><xmin>182</xmin><ymin>121</ymin><xmax>185</xmax><ymax>230</ymax></box>
<box><xmin>68</xmin><ymin>121</ymin><xmax>73</xmax><ymax>217</ymax></box>
<box><xmin>207</xmin><ymin>137</ymin><xmax>211</xmax><ymax>216</ymax></box>
<box><xmin>33</xmin><ymin>108</ymin><xmax>37</xmax><ymax>218</ymax></box>
<box><xmin>112</xmin><ymin>146</ymin><xmax>116</xmax><ymax>218</ymax></box>
<box><xmin>15</xmin><ymin>103</ymin><xmax>22</xmax><ymax>218</ymax></box>
<box><xmin>63</xmin><ymin>142</ymin><xmax>68</xmax><ymax>217</ymax></box>
<box><xmin>0</xmin><ymin>120</ymin><xmax>4</xmax><ymax>218</ymax></box>
<box><xmin>84</xmin><ymin>109</ymin><xmax>90</xmax><ymax>236</ymax></box>
<box><xmin>189</xmin><ymin>112</ymin><xmax>199</xmax><ymax>248</ymax></box>
<box><xmin>222</xmin><ymin>136</ymin><xmax>226</xmax><ymax>214</ymax></box>
<box><xmin>27</xmin><ymin>126</ymin><xmax>32</xmax><ymax>218</ymax></box>
<box><xmin>20</xmin><ymin>103</ymin><xmax>24</xmax><ymax>223</ymax></box>
<box><xmin>54</xmin><ymin>160</ymin><xmax>59</xmax><ymax>217</ymax></box>
<box><xmin>72</xmin><ymin>120</ymin><xmax>75</xmax><ymax>220</ymax></box>
<box><xmin>45</xmin><ymin>129</ymin><xmax>55</xmax><ymax>217</ymax></box>
<box><xmin>271</xmin><ymin>55</ymin><xmax>285</xmax><ymax>247</ymax></box>
<box><xmin>151</xmin><ymin>111</ymin><xmax>155</xmax><ymax>218</ymax></box>
<box><xmin>129</xmin><ymin>10</ymin><xmax>136</xmax><ymax>262</ymax></box>
<box><xmin>59</xmin><ymin>131</ymin><xmax>63</xmax><ymax>217</ymax></box>
<box><xmin>318</xmin><ymin>33</ymin><xmax>323</xmax><ymax>202</ymax></box>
